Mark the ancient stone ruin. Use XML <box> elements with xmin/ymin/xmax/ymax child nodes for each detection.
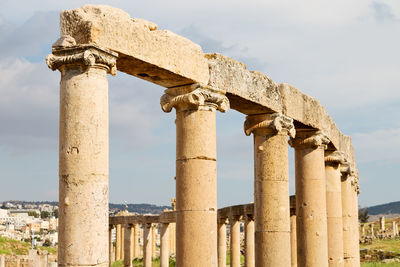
<box><xmin>46</xmin><ymin>5</ymin><xmax>360</xmax><ymax>267</ymax></box>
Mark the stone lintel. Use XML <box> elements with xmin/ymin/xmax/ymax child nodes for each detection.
<box><xmin>60</xmin><ymin>5</ymin><xmax>209</xmax><ymax>87</ymax></box>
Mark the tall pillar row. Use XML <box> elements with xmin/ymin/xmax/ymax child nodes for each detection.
<box><xmin>244</xmin><ymin>113</ymin><xmax>295</xmax><ymax>267</ymax></box>
<box><xmin>46</xmin><ymin>37</ymin><xmax>117</xmax><ymax>267</ymax></box>
<box><xmin>325</xmin><ymin>151</ymin><xmax>345</xmax><ymax>267</ymax></box>
<box><xmin>290</xmin><ymin>130</ymin><xmax>330</xmax><ymax>267</ymax></box>
<box><xmin>160</xmin><ymin>84</ymin><xmax>229</xmax><ymax>267</ymax></box>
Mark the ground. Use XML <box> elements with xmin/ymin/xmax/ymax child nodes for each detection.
<box><xmin>0</xmin><ymin>236</ymin><xmax>56</xmax><ymax>255</ymax></box>
<box><xmin>361</xmin><ymin>238</ymin><xmax>400</xmax><ymax>266</ymax></box>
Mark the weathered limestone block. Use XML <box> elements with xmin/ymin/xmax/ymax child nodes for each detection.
<box><xmin>60</xmin><ymin>5</ymin><xmax>209</xmax><ymax>87</ymax></box>
<box><xmin>206</xmin><ymin>53</ymin><xmax>281</xmax><ymax>114</ymax></box>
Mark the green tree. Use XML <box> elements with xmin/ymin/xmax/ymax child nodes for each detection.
<box><xmin>40</xmin><ymin>211</ymin><xmax>50</xmax><ymax>219</ymax></box>
<box><xmin>359</xmin><ymin>208</ymin><xmax>369</xmax><ymax>223</ymax></box>
<box><xmin>28</xmin><ymin>211</ymin><xmax>39</xmax><ymax>218</ymax></box>
<box><xmin>53</xmin><ymin>209</ymin><xmax>59</xmax><ymax>218</ymax></box>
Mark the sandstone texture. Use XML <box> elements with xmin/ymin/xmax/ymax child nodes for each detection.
<box><xmin>60</xmin><ymin>5</ymin><xmax>209</xmax><ymax>87</ymax></box>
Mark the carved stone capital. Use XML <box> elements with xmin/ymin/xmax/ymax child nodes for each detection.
<box><xmin>340</xmin><ymin>162</ymin><xmax>354</xmax><ymax>177</ymax></box>
<box><xmin>160</xmin><ymin>84</ymin><xmax>229</xmax><ymax>112</ymax></box>
<box><xmin>289</xmin><ymin>130</ymin><xmax>330</xmax><ymax>149</ymax></box>
<box><xmin>46</xmin><ymin>36</ymin><xmax>118</xmax><ymax>75</ymax></box>
<box><xmin>325</xmin><ymin>150</ymin><xmax>347</xmax><ymax>165</ymax></box>
<box><xmin>244</xmin><ymin>113</ymin><xmax>295</xmax><ymax>138</ymax></box>
<box><xmin>351</xmin><ymin>175</ymin><xmax>360</xmax><ymax>194</ymax></box>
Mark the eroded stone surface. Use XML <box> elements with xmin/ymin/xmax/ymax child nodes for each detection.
<box><xmin>60</xmin><ymin>5</ymin><xmax>209</xmax><ymax>87</ymax></box>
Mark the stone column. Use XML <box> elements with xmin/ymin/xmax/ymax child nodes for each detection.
<box><xmin>245</xmin><ymin>215</ymin><xmax>255</xmax><ymax>267</ymax></box>
<box><xmin>121</xmin><ymin>224</ymin><xmax>125</xmax><ymax>260</ymax></box>
<box><xmin>109</xmin><ymin>225</ymin><xmax>114</xmax><ymax>267</ymax></box>
<box><xmin>361</xmin><ymin>224</ymin><xmax>365</xmax><ymax>237</ymax></box>
<box><xmin>116</xmin><ymin>224</ymin><xmax>122</xmax><ymax>260</ymax></box>
<box><xmin>230</xmin><ymin>215</ymin><xmax>241</xmax><ymax>267</ymax></box>
<box><xmin>160</xmin><ymin>223</ymin><xmax>170</xmax><ymax>267</ymax></box>
<box><xmin>130</xmin><ymin>225</ymin><xmax>134</xmax><ymax>261</ymax></box>
<box><xmin>290</xmin><ymin>130</ymin><xmax>330</xmax><ymax>267</ymax></box>
<box><xmin>46</xmin><ymin>38</ymin><xmax>117</xmax><ymax>267</ymax></box>
<box><xmin>370</xmin><ymin>224</ymin><xmax>375</xmax><ymax>238</ymax></box>
<box><xmin>351</xmin><ymin>173</ymin><xmax>360</xmax><ymax>266</ymax></box>
<box><xmin>325</xmin><ymin>151</ymin><xmax>345</xmax><ymax>267</ymax></box>
<box><xmin>380</xmin><ymin>217</ymin><xmax>385</xmax><ymax>231</ymax></box>
<box><xmin>143</xmin><ymin>223</ymin><xmax>152</xmax><ymax>267</ymax></box>
<box><xmin>393</xmin><ymin>221</ymin><xmax>397</xmax><ymax>237</ymax></box>
<box><xmin>161</xmin><ymin>84</ymin><xmax>229</xmax><ymax>267</ymax></box>
<box><xmin>133</xmin><ymin>224</ymin><xmax>139</xmax><ymax>258</ymax></box>
<box><xmin>244</xmin><ymin>113</ymin><xmax>295</xmax><ymax>267</ymax></box>
<box><xmin>218</xmin><ymin>218</ymin><xmax>227</xmax><ymax>267</ymax></box>
<box><xmin>124</xmin><ymin>224</ymin><xmax>132</xmax><ymax>267</ymax></box>
<box><xmin>290</xmin><ymin>195</ymin><xmax>297</xmax><ymax>267</ymax></box>
<box><xmin>341</xmin><ymin>165</ymin><xmax>360</xmax><ymax>267</ymax></box>
<box><xmin>0</xmin><ymin>255</ymin><xmax>4</xmax><ymax>267</ymax></box>
<box><xmin>151</xmin><ymin>224</ymin><xmax>156</xmax><ymax>259</ymax></box>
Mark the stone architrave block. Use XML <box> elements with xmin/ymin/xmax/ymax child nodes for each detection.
<box><xmin>60</xmin><ymin>5</ymin><xmax>209</xmax><ymax>87</ymax></box>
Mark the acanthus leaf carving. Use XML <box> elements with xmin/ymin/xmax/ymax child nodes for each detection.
<box><xmin>46</xmin><ymin>38</ymin><xmax>118</xmax><ymax>76</ymax></box>
<box><xmin>289</xmin><ymin>130</ymin><xmax>330</xmax><ymax>149</ymax></box>
<box><xmin>160</xmin><ymin>84</ymin><xmax>229</xmax><ymax>113</ymax></box>
<box><xmin>244</xmin><ymin>113</ymin><xmax>295</xmax><ymax>138</ymax></box>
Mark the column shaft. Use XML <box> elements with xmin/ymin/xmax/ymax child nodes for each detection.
<box><xmin>218</xmin><ymin>221</ymin><xmax>227</xmax><ymax>267</ymax></box>
<box><xmin>160</xmin><ymin>223</ymin><xmax>170</xmax><ymax>267</ymax></box>
<box><xmin>143</xmin><ymin>224</ymin><xmax>152</xmax><ymax>267</ymax></box>
<box><xmin>121</xmin><ymin>225</ymin><xmax>125</xmax><ymax>260</ymax></box>
<box><xmin>292</xmin><ymin>131</ymin><xmax>329</xmax><ymax>267</ymax></box>
<box><xmin>47</xmin><ymin>44</ymin><xmax>117</xmax><ymax>267</ymax></box>
<box><xmin>160</xmin><ymin>85</ymin><xmax>229</xmax><ymax>267</ymax></box>
<box><xmin>230</xmin><ymin>216</ymin><xmax>241</xmax><ymax>267</ymax></box>
<box><xmin>341</xmin><ymin>175</ymin><xmax>360</xmax><ymax>267</ymax></box>
<box><xmin>124</xmin><ymin>225</ymin><xmax>132</xmax><ymax>267</ymax></box>
<box><xmin>116</xmin><ymin>224</ymin><xmax>121</xmax><ymax>260</ymax></box>
<box><xmin>245</xmin><ymin>113</ymin><xmax>294</xmax><ymax>267</ymax></box>
<box><xmin>290</xmin><ymin>209</ymin><xmax>297</xmax><ymax>267</ymax></box>
<box><xmin>133</xmin><ymin>224</ymin><xmax>139</xmax><ymax>258</ymax></box>
<box><xmin>245</xmin><ymin>216</ymin><xmax>255</xmax><ymax>267</ymax></box>
<box><xmin>325</xmin><ymin>152</ymin><xmax>344</xmax><ymax>267</ymax></box>
<box><xmin>151</xmin><ymin>225</ymin><xmax>156</xmax><ymax>259</ymax></box>
<box><xmin>109</xmin><ymin>226</ymin><xmax>113</xmax><ymax>267</ymax></box>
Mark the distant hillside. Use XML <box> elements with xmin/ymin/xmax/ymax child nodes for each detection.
<box><xmin>367</xmin><ymin>201</ymin><xmax>400</xmax><ymax>215</ymax></box>
<box><xmin>109</xmin><ymin>203</ymin><xmax>171</xmax><ymax>214</ymax></box>
<box><xmin>0</xmin><ymin>200</ymin><xmax>171</xmax><ymax>215</ymax></box>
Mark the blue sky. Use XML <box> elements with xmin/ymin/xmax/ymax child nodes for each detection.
<box><xmin>0</xmin><ymin>0</ymin><xmax>399</xmax><ymax>207</ymax></box>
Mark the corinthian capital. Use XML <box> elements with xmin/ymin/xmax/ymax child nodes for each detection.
<box><xmin>289</xmin><ymin>130</ymin><xmax>330</xmax><ymax>149</ymax></box>
<box><xmin>244</xmin><ymin>113</ymin><xmax>295</xmax><ymax>138</ymax></box>
<box><xmin>325</xmin><ymin>150</ymin><xmax>347</xmax><ymax>165</ymax></box>
<box><xmin>160</xmin><ymin>84</ymin><xmax>229</xmax><ymax>112</ymax></box>
<box><xmin>46</xmin><ymin>36</ymin><xmax>118</xmax><ymax>75</ymax></box>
